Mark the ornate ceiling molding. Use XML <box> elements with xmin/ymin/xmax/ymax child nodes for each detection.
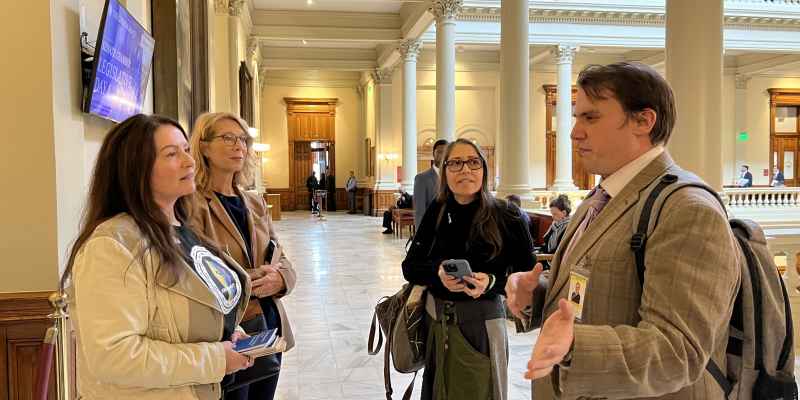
<box><xmin>458</xmin><ymin>6</ymin><xmax>800</xmax><ymax>30</ymax></box>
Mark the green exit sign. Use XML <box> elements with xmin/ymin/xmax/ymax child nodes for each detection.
<box><xmin>737</xmin><ymin>131</ymin><xmax>749</xmax><ymax>142</ymax></box>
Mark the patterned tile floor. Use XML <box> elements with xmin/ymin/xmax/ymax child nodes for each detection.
<box><xmin>271</xmin><ymin>210</ymin><xmax>800</xmax><ymax>399</ymax></box>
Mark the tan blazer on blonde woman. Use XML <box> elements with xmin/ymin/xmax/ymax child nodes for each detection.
<box><xmin>192</xmin><ymin>187</ymin><xmax>296</xmax><ymax>351</ymax></box>
<box><xmin>68</xmin><ymin>214</ymin><xmax>251</xmax><ymax>400</ymax></box>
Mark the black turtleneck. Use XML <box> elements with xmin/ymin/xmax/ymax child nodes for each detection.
<box><xmin>402</xmin><ymin>196</ymin><xmax>536</xmax><ymax>301</ymax></box>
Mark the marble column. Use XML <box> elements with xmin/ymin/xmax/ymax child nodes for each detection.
<box><xmin>666</xmin><ymin>0</ymin><xmax>724</xmax><ymax>190</ymax></box>
<box><xmin>431</xmin><ymin>0</ymin><xmax>462</xmax><ymax>141</ymax></box>
<box><xmin>496</xmin><ymin>0</ymin><xmax>531</xmax><ymax>197</ymax></box>
<box><xmin>550</xmin><ymin>44</ymin><xmax>579</xmax><ymax>192</ymax></box>
<box><xmin>399</xmin><ymin>39</ymin><xmax>422</xmax><ymax>193</ymax></box>
<box><xmin>373</xmin><ymin>68</ymin><xmax>397</xmax><ymax>191</ymax></box>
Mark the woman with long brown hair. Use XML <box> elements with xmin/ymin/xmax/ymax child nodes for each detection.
<box><xmin>61</xmin><ymin>114</ymin><xmax>253</xmax><ymax>399</ymax></box>
<box><xmin>402</xmin><ymin>138</ymin><xmax>536</xmax><ymax>399</ymax></box>
<box><xmin>189</xmin><ymin>112</ymin><xmax>296</xmax><ymax>400</ymax></box>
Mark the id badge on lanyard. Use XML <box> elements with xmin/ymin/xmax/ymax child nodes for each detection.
<box><xmin>569</xmin><ymin>261</ymin><xmax>590</xmax><ymax>322</ymax></box>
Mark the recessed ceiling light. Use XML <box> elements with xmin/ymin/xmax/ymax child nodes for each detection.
<box><xmin>307</xmin><ymin>0</ymin><xmax>313</xmax><ymax>5</ymax></box>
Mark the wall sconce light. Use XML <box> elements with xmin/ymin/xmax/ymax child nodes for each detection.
<box><xmin>248</xmin><ymin>127</ymin><xmax>259</xmax><ymax>138</ymax></box>
<box><xmin>253</xmin><ymin>143</ymin><xmax>271</xmax><ymax>152</ymax></box>
<box><xmin>378</xmin><ymin>152</ymin><xmax>399</xmax><ymax>161</ymax></box>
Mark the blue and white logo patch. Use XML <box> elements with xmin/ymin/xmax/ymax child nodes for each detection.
<box><xmin>189</xmin><ymin>246</ymin><xmax>242</xmax><ymax>314</ymax></box>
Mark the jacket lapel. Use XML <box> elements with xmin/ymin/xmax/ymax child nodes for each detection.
<box><xmin>203</xmin><ymin>189</ymin><xmax>250</xmax><ymax>266</ymax></box>
<box><xmin>544</xmin><ymin>152</ymin><xmax>676</xmax><ymax>312</ymax></box>
<box><xmin>160</xmin><ymin>257</ymin><xmax>224</xmax><ymax>313</ymax></box>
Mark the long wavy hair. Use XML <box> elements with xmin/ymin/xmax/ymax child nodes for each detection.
<box><xmin>189</xmin><ymin>112</ymin><xmax>255</xmax><ymax>193</ymax></box>
<box><xmin>435</xmin><ymin>138</ymin><xmax>504</xmax><ymax>259</ymax></box>
<box><xmin>60</xmin><ymin>114</ymin><xmax>217</xmax><ymax>289</ymax></box>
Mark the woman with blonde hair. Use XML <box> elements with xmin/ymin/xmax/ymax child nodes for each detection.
<box><xmin>63</xmin><ymin>114</ymin><xmax>253</xmax><ymax>399</ymax></box>
<box><xmin>189</xmin><ymin>112</ymin><xmax>296</xmax><ymax>400</ymax></box>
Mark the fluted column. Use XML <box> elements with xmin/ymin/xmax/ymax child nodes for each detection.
<box><xmin>551</xmin><ymin>44</ymin><xmax>579</xmax><ymax>192</ymax></box>
<box><xmin>496</xmin><ymin>0</ymin><xmax>531</xmax><ymax>197</ymax></box>
<box><xmin>666</xmin><ymin>0</ymin><xmax>724</xmax><ymax>190</ymax></box>
<box><xmin>431</xmin><ymin>0</ymin><xmax>462</xmax><ymax>141</ymax></box>
<box><xmin>399</xmin><ymin>39</ymin><xmax>422</xmax><ymax>193</ymax></box>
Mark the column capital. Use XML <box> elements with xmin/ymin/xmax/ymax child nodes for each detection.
<box><xmin>552</xmin><ymin>44</ymin><xmax>579</xmax><ymax>65</ymax></box>
<box><xmin>214</xmin><ymin>0</ymin><xmax>227</xmax><ymax>15</ymax></box>
<box><xmin>247</xmin><ymin>36</ymin><xmax>259</xmax><ymax>63</ymax></box>
<box><xmin>229</xmin><ymin>0</ymin><xmax>245</xmax><ymax>17</ymax></box>
<box><xmin>372</xmin><ymin>67</ymin><xmax>394</xmax><ymax>84</ymax></box>
<box><xmin>398</xmin><ymin>39</ymin><xmax>423</xmax><ymax>62</ymax></box>
<box><xmin>430</xmin><ymin>0</ymin><xmax>463</xmax><ymax>22</ymax></box>
<box><xmin>735</xmin><ymin>74</ymin><xmax>752</xmax><ymax>90</ymax></box>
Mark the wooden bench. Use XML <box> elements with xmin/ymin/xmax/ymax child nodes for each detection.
<box><xmin>392</xmin><ymin>208</ymin><xmax>415</xmax><ymax>239</ymax></box>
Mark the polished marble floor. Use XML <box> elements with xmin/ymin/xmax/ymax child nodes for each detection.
<box><xmin>272</xmin><ymin>211</ymin><xmax>537</xmax><ymax>400</ymax></box>
<box><xmin>272</xmin><ymin>210</ymin><xmax>800</xmax><ymax>399</ymax></box>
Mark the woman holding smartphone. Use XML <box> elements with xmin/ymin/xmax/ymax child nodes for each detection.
<box><xmin>63</xmin><ymin>114</ymin><xmax>253</xmax><ymax>399</ymax></box>
<box><xmin>190</xmin><ymin>112</ymin><xmax>296</xmax><ymax>400</ymax></box>
<box><xmin>402</xmin><ymin>139</ymin><xmax>536</xmax><ymax>400</ymax></box>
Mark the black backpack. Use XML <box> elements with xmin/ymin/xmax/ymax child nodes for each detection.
<box><xmin>633</xmin><ymin>173</ymin><xmax>797</xmax><ymax>399</ymax></box>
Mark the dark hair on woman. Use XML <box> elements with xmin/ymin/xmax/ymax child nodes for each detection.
<box><xmin>549</xmin><ymin>194</ymin><xmax>572</xmax><ymax>216</ymax></box>
<box><xmin>60</xmin><ymin>114</ymin><xmax>217</xmax><ymax>290</ymax></box>
<box><xmin>435</xmin><ymin>138</ymin><xmax>504</xmax><ymax>259</ymax></box>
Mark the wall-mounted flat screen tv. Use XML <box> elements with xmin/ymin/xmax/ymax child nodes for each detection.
<box><xmin>83</xmin><ymin>0</ymin><xmax>155</xmax><ymax>122</ymax></box>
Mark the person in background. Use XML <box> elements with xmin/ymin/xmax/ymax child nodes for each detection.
<box><xmin>305</xmin><ymin>171</ymin><xmax>318</xmax><ymax>212</ymax></box>
<box><xmin>414</xmin><ymin>139</ymin><xmax>449</xmax><ymax>229</ymax></box>
<box><xmin>505</xmin><ymin>194</ymin><xmax>531</xmax><ymax>228</ymax></box>
<box><xmin>772</xmin><ymin>166</ymin><xmax>785</xmax><ymax>187</ymax></box>
<box><xmin>346</xmin><ymin>170</ymin><xmax>358</xmax><ymax>214</ymax></box>
<box><xmin>542</xmin><ymin>194</ymin><xmax>572</xmax><ymax>256</ymax></box>
<box><xmin>190</xmin><ymin>112</ymin><xmax>296</xmax><ymax>400</ymax></box>
<box><xmin>326</xmin><ymin>167</ymin><xmax>337</xmax><ymax>211</ymax></box>
<box><xmin>62</xmin><ymin>114</ymin><xmax>253</xmax><ymax>399</ymax></box>
<box><xmin>402</xmin><ymin>139</ymin><xmax>535</xmax><ymax>400</ymax></box>
<box><xmin>381</xmin><ymin>188</ymin><xmax>413</xmax><ymax>234</ymax></box>
<box><xmin>738</xmin><ymin>164</ymin><xmax>753</xmax><ymax>187</ymax></box>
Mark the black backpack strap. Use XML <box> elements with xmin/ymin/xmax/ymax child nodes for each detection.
<box><xmin>776</xmin><ymin>269</ymin><xmax>794</xmax><ymax>371</ymax></box>
<box><xmin>631</xmin><ymin>174</ymin><xmax>679</xmax><ymax>286</ymax></box>
<box><xmin>632</xmin><ymin>173</ymin><xmax>733</xmax><ymax>396</ymax></box>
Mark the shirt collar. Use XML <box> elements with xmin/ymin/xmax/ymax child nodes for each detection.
<box><xmin>433</xmin><ymin>165</ymin><xmax>440</xmax><ymax>175</ymax></box>
<box><xmin>600</xmin><ymin>146</ymin><xmax>664</xmax><ymax>198</ymax></box>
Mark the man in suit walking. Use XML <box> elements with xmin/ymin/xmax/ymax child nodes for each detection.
<box><xmin>505</xmin><ymin>62</ymin><xmax>740</xmax><ymax>399</ymax></box>
<box><xmin>413</xmin><ymin>139</ymin><xmax>448</xmax><ymax>228</ymax></box>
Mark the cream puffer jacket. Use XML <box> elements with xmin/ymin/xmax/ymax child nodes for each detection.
<box><xmin>68</xmin><ymin>214</ymin><xmax>251</xmax><ymax>400</ymax></box>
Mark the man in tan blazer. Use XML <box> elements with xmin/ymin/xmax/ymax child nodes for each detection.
<box><xmin>506</xmin><ymin>62</ymin><xmax>741</xmax><ymax>399</ymax></box>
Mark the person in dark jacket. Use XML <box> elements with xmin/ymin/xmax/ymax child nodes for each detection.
<box><xmin>381</xmin><ymin>189</ymin><xmax>413</xmax><ymax>234</ymax></box>
<box><xmin>305</xmin><ymin>172</ymin><xmax>318</xmax><ymax>212</ymax></box>
<box><xmin>402</xmin><ymin>138</ymin><xmax>535</xmax><ymax>400</ymax></box>
<box><xmin>325</xmin><ymin>167</ymin><xmax>336</xmax><ymax>211</ymax></box>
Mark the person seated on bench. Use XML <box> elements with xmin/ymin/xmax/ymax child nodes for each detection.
<box><xmin>382</xmin><ymin>188</ymin><xmax>413</xmax><ymax>234</ymax></box>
